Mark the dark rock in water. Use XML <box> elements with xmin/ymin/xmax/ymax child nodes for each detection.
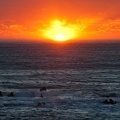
<box><xmin>40</xmin><ymin>87</ymin><xmax>47</xmax><ymax>91</ymax></box>
<box><xmin>38</xmin><ymin>102</ymin><xmax>45</xmax><ymax>107</ymax></box>
<box><xmin>103</xmin><ymin>100</ymin><xmax>109</xmax><ymax>104</ymax></box>
<box><xmin>8</xmin><ymin>92</ymin><xmax>14</xmax><ymax>97</ymax></box>
<box><xmin>102</xmin><ymin>99</ymin><xmax>117</xmax><ymax>104</ymax></box>
<box><xmin>109</xmin><ymin>99</ymin><xmax>117</xmax><ymax>104</ymax></box>
<box><xmin>0</xmin><ymin>91</ymin><xmax>2</xmax><ymax>96</ymax></box>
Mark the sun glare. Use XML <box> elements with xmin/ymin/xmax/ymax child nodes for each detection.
<box><xmin>44</xmin><ymin>20</ymin><xmax>77</xmax><ymax>42</ymax></box>
<box><xmin>55</xmin><ymin>34</ymin><xmax>66</xmax><ymax>41</ymax></box>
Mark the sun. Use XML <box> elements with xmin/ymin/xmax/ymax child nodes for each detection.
<box><xmin>44</xmin><ymin>20</ymin><xmax>77</xmax><ymax>42</ymax></box>
<box><xmin>55</xmin><ymin>34</ymin><xmax>66</xmax><ymax>41</ymax></box>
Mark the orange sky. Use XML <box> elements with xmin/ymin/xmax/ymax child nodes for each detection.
<box><xmin>0</xmin><ymin>0</ymin><xmax>120</xmax><ymax>42</ymax></box>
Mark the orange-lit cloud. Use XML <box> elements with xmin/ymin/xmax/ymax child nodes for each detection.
<box><xmin>81</xmin><ymin>18</ymin><xmax>120</xmax><ymax>40</ymax></box>
<box><xmin>98</xmin><ymin>19</ymin><xmax>120</xmax><ymax>32</ymax></box>
<box><xmin>0</xmin><ymin>23</ymin><xmax>26</xmax><ymax>39</ymax></box>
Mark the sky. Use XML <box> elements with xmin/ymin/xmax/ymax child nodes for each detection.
<box><xmin>0</xmin><ymin>0</ymin><xmax>120</xmax><ymax>42</ymax></box>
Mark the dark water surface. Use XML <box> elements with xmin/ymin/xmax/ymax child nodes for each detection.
<box><xmin>0</xmin><ymin>42</ymin><xmax>120</xmax><ymax>120</ymax></box>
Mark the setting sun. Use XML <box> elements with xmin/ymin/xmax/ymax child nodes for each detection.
<box><xmin>55</xmin><ymin>34</ymin><xmax>66</xmax><ymax>41</ymax></box>
<box><xmin>44</xmin><ymin>20</ymin><xmax>77</xmax><ymax>42</ymax></box>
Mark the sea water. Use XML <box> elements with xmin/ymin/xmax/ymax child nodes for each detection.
<box><xmin>0</xmin><ymin>42</ymin><xmax>120</xmax><ymax>120</ymax></box>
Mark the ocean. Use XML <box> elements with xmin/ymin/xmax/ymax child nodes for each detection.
<box><xmin>0</xmin><ymin>41</ymin><xmax>120</xmax><ymax>120</ymax></box>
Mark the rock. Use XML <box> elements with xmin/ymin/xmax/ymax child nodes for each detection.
<box><xmin>0</xmin><ymin>91</ymin><xmax>2</xmax><ymax>96</ymax></box>
<box><xmin>8</xmin><ymin>92</ymin><xmax>14</xmax><ymax>97</ymax></box>
<box><xmin>40</xmin><ymin>87</ymin><xmax>46</xmax><ymax>91</ymax></box>
<box><xmin>109</xmin><ymin>99</ymin><xmax>117</xmax><ymax>104</ymax></box>
<box><xmin>102</xmin><ymin>99</ymin><xmax>117</xmax><ymax>104</ymax></box>
<box><xmin>38</xmin><ymin>102</ymin><xmax>45</xmax><ymax>107</ymax></box>
<box><xmin>103</xmin><ymin>100</ymin><xmax>109</xmax><ymax>104</ymax></box>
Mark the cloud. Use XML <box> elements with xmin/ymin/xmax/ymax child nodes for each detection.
<box><xmin>82</xmin><ymin>18</ymin><xmax>120</xmax><ymax>33</ymax></box>
<box><xmin>0</xmin><ymin>22</ymin><xmax>27</xmax><ymax>38</ymax></box>
<box><xmin>98</xmin><ymin>19</ymin><xmax>120</xmax><ymax>32</ymax></box>
<box><xmin>79</xmin><ymin>18</ymin><xmax>120</xmax><ymax>39</ymax></box>
<box><xmin>103</xmin><ymin>19</ymin><xmax>120</xmax><ymax>39</ymax></box>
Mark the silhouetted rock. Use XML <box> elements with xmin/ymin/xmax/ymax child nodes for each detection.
<box><xmin>103</xmin><ymin>100</ymin><xmax>109</xmax><ymax>104</ymax></box>
<box><xmin>40</xmin><ymin>87</ymin><xmax>46</xmax><ymax>91</ymax></box>
<box><xmin>102</xmin><ymin>99</ymin><xmax>116</xmax><ymax>104</ymax></box>
<box><xmin>38</xmin><ymin>102</ymin><xmax>45</xmax><ymax>107</ymax></box>
<box><xmin>0</xmin><ymin>91</ymin><xmax>2</xmax><ymax>96</ymax></box>
<box><xmin>8</xmin><ymin>92</ymin><xmax>14</xmax><ymax>97</ymax></box>
<box><xmin>109</xmin><ymin>99</ymin><xmax>116</xmax><ymax>104</ymax></box>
